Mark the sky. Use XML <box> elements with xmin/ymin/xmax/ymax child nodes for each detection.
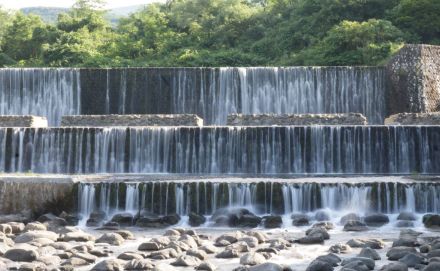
<box><xmin>0</xmin><ymin>0</ymin><xmax>161</xmax><ymax>9</ymax></box>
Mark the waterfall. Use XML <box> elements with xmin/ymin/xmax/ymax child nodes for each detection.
<box><xmin>0</xmin><ymin>69</ymin><xmax>81</xmax><ymax>126</ymax></box>
<box><xmin>0</xmin><ymin>126</ymin><xmax>438</xmax><ymax>174</ymax></box>
<box><xmin>77</xmin><ymin>180</ymin><xmax>440</xmax><ymax>218</ymax></box>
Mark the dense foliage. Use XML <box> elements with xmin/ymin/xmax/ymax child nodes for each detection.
<box><xmin>0</xmin><ymin>0</ymin><xmax>439</xmax><ymax>67</ymax></box>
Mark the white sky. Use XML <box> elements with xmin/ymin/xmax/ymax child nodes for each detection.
<box><xmin>0</xmin><ymin>0</ymin><xmax>161</xmax><ymax>9</ymax></box>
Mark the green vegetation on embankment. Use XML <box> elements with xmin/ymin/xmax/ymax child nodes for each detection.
<box><xmin>0</xmin><ymin>0</ymin><xmax>439</xmax><ymax>67</ymax></box>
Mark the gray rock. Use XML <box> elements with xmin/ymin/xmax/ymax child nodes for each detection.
<box><xmin>114</xmin><ymin>230</ymin><xmax>134</xmax><ymax>240</ymax></box>
<box><xmin>263</xmin><ymin>216</ymin><xmax>282</xmax><ymax>229</ymax></box>
<box><xmin>341</xmin><ymin>257</ymin><xmax>375</xmax><ymax>269</ymax></box>
<box><xmin>398</xmin><ymin>253</ymin><xmax>427</xmax><ymax>267</ymax></box>
<box><xmin>306</xmin><ymin>227</ymin><xmax>330</xmax><ymax>240</ymax></box>
<box><xmin>238</xmin><ymin>236</ymin><xmax>259</xmax><ymax>248</ymax></box>
<box><xmin>312</xmin><ymin>221</ymin><xmax>335</xmax><ymax>230</ymax></box>
<box><xmin>189</xmin><ymin>212</ymin><xmax>206</xmax><ymax>227</ymax></box>
<box><xmin>91</xmin><ymin>259</ymin><xmax>124</xmax><ymax>271</ymax></box>
<box><xmin>216</xmin><ymin>248</ymin><xmax>240</xmax><ymax>258</ymax></box>
<box><xmin>118</xmin><ymin>251</ymin><xmax>144</xmax><ymax>261</ymax></box>
<box><xmin>397</xmin><ymin>212</ymin><xmax>417</xmax><ymax>221</ymax></box>
<box><xmin>363</xmin><ymin>214</ymin><xmax>390</xmax><ymax>226</ymax></box>
<box><xmin>344</xmin><ymin>220</ymin><xmax>369</xmax><ymax>232</ymax></box>
<box><xmin>315</xmin><ymin>254</ymin><xmax>341</xmax><ymax>266</ymax></box>
<box><xmin>60</xmin><ymin>231</ymin><xmax>95</xmax><ymax>242</ymax></box>
<box><xmin>15</xmin><ymin>231</ymin><xmax>58</xmax><ymax>243</ymax></box>
<box><xmin>18</xmin><ymin>262</ymin><xmax>47</xmax><ymax>271</ymax></box>
<box><xmin>420</xmin><ymin>244</ymin><xmax>432</xmax><ymax>253</ymax></box>
<box><xmin>423</xmin><ymin>214</ymin><xmax>440</xmax><ymax>228</ymax></box>
<box><xmin>387</xmin><ymin>247</ymin><xmax>418</xmax><ymax>261</ymax></box>
<box><xmin>96</xmin><ymin>233</ymin><xmax>124</xmax><ymax>246</ymax></box>
<box><xmin>171</xmin><ymin>255</ymin><xmax>202</xmax><ymax>267</ymax></box>
<box><xmin>24</xmin><ymin>222</ymin><xmax>47</xmax><ymax>231</ymax></box>
<box><xmin>62</xmin><ymin>257</ymin><xmax>89</xmax><ymax>267</ymax></box>
<box><xmin>396</xmin><ymin>221</ymin><xmax>415</xmax><ymax>228</ymax></box>
<box><xmin>215</xmin><ymin>232</ymin><xmax>243</xmax><ymax>246</ymax></box>
<box><xmin>392</xmin><ymin>238</ymin><xmax>419</xmax><ymax>247</ymax></box>
<box><xmin>249</xmin><ymin>262</ymin><xmax>291</xmax><ymax>271</ymax></box>
<box><xmin>329</xmin><ymin>243</ymin><xmax>352</xmax><ymax>254</ymax></box>
<box><xmin>358</xmin><ymin>247</ymin><xmax>381</xmax><ymax>260</ymax></box>
<box><xmin>305</xmin><ymin>260</ymin><xmax>334</xmax><ymax>271</ymax></box>
<box><xmin>187</xmin><ymin>249</ymin><xmax>208</xmax><ymax>260</ymax></box>
<box><xmin>7</xmin><ymin>222</ymin><xmax>25</xmax><ymax>234</ymax></box>
<box><xmin>148</xmin><ymin>248</ymin><xmax>179</xmax><ymax>260</ymax></box>
<box><xmin>347</xmin><ymin>238</ymin><xmax>385</xmax><ymax>249</ymax></box>
<box><xmin>380</xmin><ymin>262</ymin><xmax>408</xmax><ymax>271</ymax></box>
<box><xmin>4</xmin><ymin>246</ymin><xmax>39</xmax><ymax>262</ymax></box>
<box><xmin>197</xmin><ymin>261</ymin><xmax>217</xmax><ymax>271</ymax></box>
<box><xmin>296</xmin><ymin>234</ymin><xmax>324</xmax><ymax>244</ymax></box>
<box><xmin>427</xmin><ymin>249</ymin><xmax>440</xmax><ymax>258</ymax></box>
<box><xmin>340</xmin><ymin>213</ymin><xmax>361</xmax><ymax>224</ymax></box>
<box><xmin>200</xmin><ymin>244</ymin><xmax>219</xmax><ymax>254</ymax></box>
<box><xmin>315</xmin><ymin>210</ymin><xmax>331</xmax><ymax>221</ymax></box>
<box><xmin>0</xmin><ymin>224</ymin><xmax>12</xmax><ymax>234</ymax></box>
<box><xmin>422</xmin><ymin>262</ymin><xmax>440</xmax><ymax>271</ymax></box>
<box><xmin>110</xmin><ymin>213</ymin><xmax>134</xmax><ymax>226</ymax></box>
<box><xmin>124</xmin><ymin>259</ymin><xmax>155</xmax><ymax>270</ymax></box>
<box><xmin>240</xmin><ymin>252</ymin><xmax>266</xmax><ymax>266</ymax></box>
<box><xmin>291</xmin><ymin>214</ymin><xmax>310</xmax><ymax>226</ymax></box>
<box><xmin>342</xmin><ymin>260</ymin><xmax>370</xmax><ymax>271</ymax></box>
<box><xmin>246</xmin><ymin>231</ymin><xmax>268</xmax><ymax>243</ymax></box>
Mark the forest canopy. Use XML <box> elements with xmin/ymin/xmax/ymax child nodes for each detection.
<box><xmin>0</xmin><ymin>0</ymin><xmax>439</xmax><ymax>67</ymax></box>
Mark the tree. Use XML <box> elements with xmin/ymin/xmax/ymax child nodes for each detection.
<box><xmin>294</xmin><ymin>19</ymin><xmax>404</xmax><ymax>66</ymax></box>
<box><xmin>390</xmin><ymin>0</ymin><xmax>440</xmax><ymax>44</ymax></box>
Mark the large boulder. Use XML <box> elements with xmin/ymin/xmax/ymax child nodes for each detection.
<box><xmin>212</xmin><ymin>208</ymin><xmax>261</xmax><ymax>228</ymax></box>
<box><xmin>4</xmin><ymin>246</ymin><xmax>39</xmax><ymax>262</ymax></box>
<box><xmin>422</xmin><ymin>262</ymin><xmax>440</xmax><ymax>271</ymax></box>
<box><xmin>263</xmin><ymin>216</ymin><xmax>283</xmax><ymax>229</ymax></box>
<box><xmin>343</xmin><ymin>220</ymin><xmax>369</xmax><ymax>232</ymax></box>
<box><xmin>358</xmin><ymin>247</ymin><xmax>381</xmax><ymax>260</ymax></box>
<box><xmin>387</xmin><ymin>247</ymin><xmax>417</xmax><ymax>261</ymax></box>
<box><xmin>398</xmin><ymin>253</ymin><xmax>427</xmax><ymax>267</ymax></box>
<box><xmin>379</xmin><ymin>262</ymin><xmax>408</xmax><ymax>271</ymax></box>
<box><xmin>96</xmin><ymin>233</ymin><xmax>125</xmax><ymax>246</ymax></box>
<box><xmin>397</xmin><ymin>212</ymin><xmax>417</xmax><ymax>221</ymax></box>
<box><xmin>341</xmin><ymin>257</ymin><xmax>375</xmax><ymax>270</ymax></box>
<box><xmin>111</xmin><ymin>213</ymin><xmax>134</xmax><ymax>226</ymax></box>
<box><xmin>291</xmin><ymin>214</ymin><xmax>310</xmax><ymax>226</ymax></box>
<box><xmin>340</xmin><ymin>213</ymin><xmax>361</xmax><ymax>224</ymax></box>
<box><xmin>305</xmin><ymin>260</ymin><xmax>334</xmax><ymax>271</ymax></box>
<box><xmin>189</xmin><ymin>213</ymin><xmax>206</xmax><ymax>227</ymax></box>
<box><xmin>423</xmin><ymin>214</ymin><xmax>440</xmax><ymax>228</ymax></box>
<box><xmin>363</xmin><ymin>214</ymin><xmax>390</xmax><ymax>227</ymax></box>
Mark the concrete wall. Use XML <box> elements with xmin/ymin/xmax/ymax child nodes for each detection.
<box><xmin>0</xmin><ymin>115</ymin><xmax>47</xmax><ymax>127</ymax></box>
<box><xmin>385</xmin><ymin>113</ymin><xmax>440</xmax><ymax>125</ymax></box>
<box><xmin>386</xmin><ymin>44</ymin><xmax>440</xmax><ymax>115</ymax></box>
<box><xmin>227</xmin><ymin>113</ymin><xmax>368</xmax><ymax>126</ymax></box>
<box><xmin>61</xmin><ymin>114</ymin><xmax>204</xmax><ymax>127</ymax></box>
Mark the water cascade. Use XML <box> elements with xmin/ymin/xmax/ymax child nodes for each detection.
<box><xmin>0</xmin><ymin>126</ymin><xmax>438</xmax><ymax>174</ymax></box>
<box><xmin>0</xmin><ymin>69</ymin><xmax>81</xmax><ymax>126</ymax></box>
<box><xmin>77</xmin><ymin>180</ymin><xmax>440</xmax><ymax>219</ymax></box>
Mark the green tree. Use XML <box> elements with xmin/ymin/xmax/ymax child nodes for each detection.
<box><xmin>390</xmin><ymin>0</ymin><xmax>440</xmax><ymax>44</ymax></box>
<box><xmin>295</xmin><ymin>19</ymin><xmax>404</xmax><ymax>66</ymax></box>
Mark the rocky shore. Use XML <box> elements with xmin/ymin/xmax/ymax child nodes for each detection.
<box><xmin>1</xmin><ymin>208</ymin><xmax>440</xmax><ymax>270</ymax></box>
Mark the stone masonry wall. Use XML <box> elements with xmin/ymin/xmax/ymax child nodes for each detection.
<box><xmin>385</xmin><ymin>112</ymin><xmax>440</xmax><ymax>125</ymax></box>
<box><xmin>61</xmin><ymin>114</ymin><xmax>204</xmax><ymax>127</ymax></box>
<box><xmin>227</xmin><ymin>113</ymin><xmax>368</xmax><ymax>126</ymax></box>
<box><xmin>386</xmin><ymin>44</ymin><xmax>440</xmax><ymax>115</ymax></box>
<box><xmin>0</xmin><ymin>115</ymin><xmax>47</xmax><ymax>127</ymax></box>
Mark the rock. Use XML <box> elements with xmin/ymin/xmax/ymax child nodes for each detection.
<box><xmin>212</xmin><ymin>208</ymin><xmax>261</xmax><ymax>228</ymax></box>
<box><xmin>114</xmin><ymin>230</ymin><xmax>134</xmax><ymax>240</ymax></box>
<box><xmin>420</xmin><ymin>244</ymin><xmax>432</xmax><ymax>253</ymax></box>
<box><xmin>396</xmin><ymin>221</ymin><xmax>414</xmax><ymax>228</ymax></box>
<box><xmin>96</xmin><ymin>233</ymin><xmax>124</xmax><ymax>246</ymax></box>
<box><xmin>59</xmin><ymin>212</ymin><xmax>80</xmax><ymax>226</ymax></box>
<box><xmin>344</xmin><ymin>220</ymin><xmax>369</xmax><ymax>232</ymax></box>
<box><xmin>398</xmin><ymin>253</ymin><xmax>427</xmax><ymax>267</ymax></box>
<box><xmin>216</xmin><ymin>248</ymin><xmax>240</xmax><ymax>258</ymax></box>
<box><xmin>172</xmin><ymin>255</ymin><xmax>202</xmax><ymax>267</ymax></box>
<box><xmin>24</xmin><ymin>222</ymin><xmax>47</xmax><ymax>231</ymax></box>
<box><xmin>263</xmin><ymin>216</ymin><xmax>282</xmax><ymax>229</ymax></box>
<box><xmin>341</xmin><ymin>257</ymin><xmax>375</xmax><ymax>269</ymax></box>
<box><xmin>315</xmin><ymin>210</ymin><xmax>331</xmax><ymax>221</ymax></box>
<box><xmin>315</xmin><ymin>254</ymin><xmax>341</xmax><ymax>266</ymax></box>
<box><xmin>306</xmin><ymin>227</ymin><xmax>330</xmax><ymax>240</ymax></box>
<box><xmin>268</xmin><ymin>238</ymin><xmax>291</xmax><ymax>250</ymax></box>
<box><xmin>165</xmin><ymin>229</ymin><xmax>181</xmax><ymax>236</ymax></box>
<box><xmin>347</xmin><ymin>238</ymin><xmax>385</xmax><ymax>249</ymax></box>
<box><xmin>0</xmin><ymin>232</ymin><xmax>14</xmax><ymax>246</ymax></box>
<box><xmin>246</xmin><ymin>231</ymin><xmax>268</xmax><ymax>243</ymax></box>
<box><xmin>397</xmin><ymin>212</ymin><xmax>417</xmax><ymax>221</ymax></box>
<box><xmin>90</xmin><ymin>248</ymin><xmax>111</xmax><ymax>257</ymax></box>
<box><xmin>422</xmin><ymin>262</ymin><xmax>440</xmax><ymax>271</ymax></box>
<box><xmin>15</xmin><ymin>231</ymin><xmax>59</xmax><ymax>243</ymax></box>
<box><xmin>162</xmin><ymin>214</ymin><xmax>181</xmax><ymax>226</ymax></box>
<box><xmin>341</xmin><ymin>260</ymin><xmax>370</xmax><ymax>271</ymax></box>
<box><xmin>427</xmin><ymin>249</ymin><xmax>440</xmax><ymax>258</ymax></box>
<box><xmin>363</xmin><ymin>213</ymin><xmax>390</xmax><ymax>226</ymax></box>
<box><xmin>240</xmin><ymin>252</ymin><xmax>266</xmax><ymax>266</ymax></box>
<box><xmin>387</xmin><ymin>247</ymin><xmax>417</xmax><ymax>260</ymax></box>
<box><xmin>340</xmin><ymin>213</ymin><xmax>361</xmax><ymax>224</ymax></box>
<box><xmin>136</xmin><ymin>216</ymin><xmax>165</xmax><ymax>228</ymax></box>
<box><xmin>0</xmin><ymin>224</ymin><xmax>12</xmax><ymax>234</ymax></box>
<box><xmin>187</xmin><ymin>249</ymin><xmax>208</xmax><ymax>260</ymax></box>
<box><xmin>305</xmin><ymin>260</ymin><xmax>334</xmax><ymax>271</ymax></box>
<box><xmin>238</xmin><ymin>236</ymin><xmax>259</xmax><ymax>248</ymax></box>
<box><xmin>148</xmin><ymin>248</ymin><xmax>179</xmax><ymax>260</ymax></box>
<box><xmin>329</xmin><ymin>243</ymin><xmax>352</xmax><ymax>254</ymax></box>
<box><xmin>7</xmin><ymin>222</ymin><xmax>25</xmax><ymax>234</ymax></box>
<box><xmin>19</xmin><ymin>262</ymin><xmax>47</xmax><ymax>271</ymax></box>
<box><xmin>4</xmin><ymin>246</ymin><xmax>39</xmax><ymax>262</ymax></box>
<box><xmin>179</xmin><ymin>234</ymin><xmax>199</xmax><ymax>249</ymax></box>
<box><xmin>358</xmin><ymin>247</ymin><xmax>381</xmax><ymax>260</ymax></box>
<box><xmin>200</xmin><ymin>244</ymin><xmax>219</xmax><ymax>254</ymax></box>
<box><xmin>380</xmin><ymin>262</ymin><xmax>408</xmax><ymax>271</ymax></box>
<box><xmin>189</xmin><ymin>212</ymin><xmax>206</xmax><ymax>227</ymax></box>
<box><xmin>91</xmin><ymin>259</ymin><xmax>124</xmax><ymax>271</ymax></box>
<box><xmin>118</xmin><ymin>251</ymin><xmax>144</xmax><ymax>261</ymax></box>
<box><xmin>37</xmin><ymin>213</ymin><xmax>67</xmax><ymax>227</ymax></box>
<box><xmin>61</xmin><ymin>231</ymin><xmax>95</xmax><ymax>242</ymax></box>
<box><xmin>62</xmin><ymin>257</ymin><xmax>89</xmax><ymax>267</ymax></box>
<box><xmin>249</xmin><ymin>262</ymin><xmax>291</xmax><ymax>271</ymax></box>
<box><xmin>124</xmin><ymin>259</ymin><xmax>155</xmax><ymax>270</ymax></box>
<box><xmin>392</xmin><ymin>238</ymin><xmax>419</xmax><ymax>247</ymax></box>
<box><xmin>111</xmin><ymin>213</ymin><xmax>134</xmax><ymax>226</ymax></box>
<box><xmin>215</xmin><ymin>232</ymin><xmax>243</xmax><ymax>246</ymax></box>
<box><xmin>139</xmin><ymin>242</ymin><xmax>163</xmax><ymax>251</ymax></box>
<box><xmin>312</xmin><ymin>221</ymin><xmax>335</xmax><ymax>230</ymax></box>
<box><xmin>256</xmin><ymin>247</ymin><xmax>279</xmax><ymax>255</ymax></box>
<box><xmin>71</xmin><ymin>252</ymin><xmax>98</xmax><ymax>263</ymax></box>
<box><xmin>296</xmin><ymin>235</ymin><xmax>324</xmax><ymax>245</ymax></box>
<box><xmin>423</xmin><ymin>214</ymin><xmax>440</xmax><ymax>228</ymax></box>
<box><xmin>153</xmin><ymin>263</ymin><xmax>178</xmax><ymax>271</ymax></box>
<box><xmin>291</xmin><ymin>214</ymin><xmax>310</xmax><ymax>226</ymax></box>
<box><xmin>167</xmin><ymin>240</ymin><xmax>191</xmax><ymax>252</ymax></box>
<box><xmin>197</xmin><ymin>261</ymin><xmax>217</xmax><ymax>271</ymax></box>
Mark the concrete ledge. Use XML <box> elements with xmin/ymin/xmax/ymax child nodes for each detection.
<box><xmin>227</xmin><ymin>113</ymin><xmax>368</xmax><ymax>126</ymax></box>
<box><xmin>0</xmin><ymin>115</ymin><xmax>48</xmax><ymax>127</ymax></box>
<box><xmin>61</xmin><ymin>114</ymin><xmax>204</xmax><ymax>127</ymax></box>
<box><xmin>385</xmin><ymin>113</ymin><xmax>440</xmax><ymax>125</ymax></box>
